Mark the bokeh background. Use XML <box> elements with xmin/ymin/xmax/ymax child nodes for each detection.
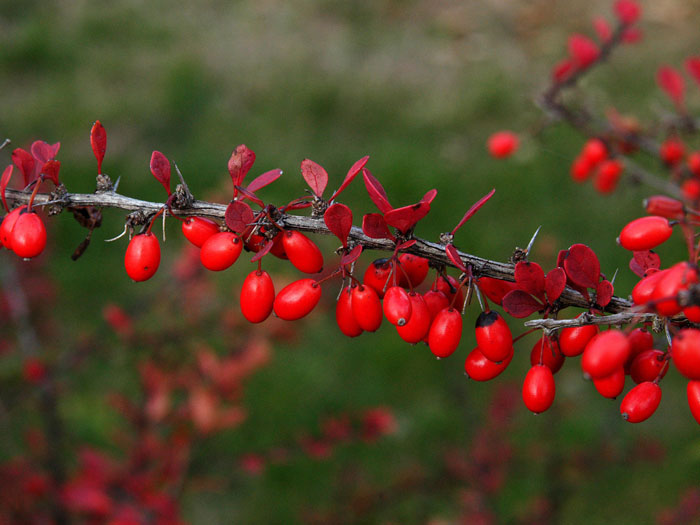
<box><xmin>2</xmin><ymin>0</ymin><xmax>700</xmax><ymax>523</ymax></box>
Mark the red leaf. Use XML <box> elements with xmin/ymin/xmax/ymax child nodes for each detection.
<box><xmin>300</xmin><ymin>159</ymin><xmax>328</xmax><ymax>198</ymax></box>
<box><xmin>421</xmin><ymin>189</ymin><xmax>437</xmax><ymax>205</ymax></box>
<box><xmin>657</xmin><ymin>66</ymin><xmax>685</xmax><ymax>109</ymax></box>
<box><xmin>396</xmin><ymin>239</ymin><xmax>416</xmax><ymax>251</ymax></box>
<box><xmin>41</xmin><ymin>160</ymin><xmax>60</xmax><ymax>186</ymax></box>
<box><xmin>247</xmin><ymin>168</ymin><xmax>282</xmax><ymax>194</ymax></box>
<box><xmin>502</xmin><ymin>290</ymin><xmax>543</xmax><ymax>318</ymax></box>
<box><xmin>685</xmin><ymin>57</ymin><xmax>700</xmax><ymax>88</ymax></box>
<box><xmin>324</xmin><ymin>203</ymin><xmax>353</xmax><ymax>247</ymax></box>
<box><xmin>568</xmin><ymin>34</ymin><xmax>599</xmax><ymax>69</ymax></box>
<box><xmin>341</xmin><ymin>244</ymin><xmax>363</xmax><ymax>266</ymax></box>
<box><xmin>362</xmin><ymin>213</ymin><xmax>394</xmax><ymax>240</ymax></box>
<box><xmin>514</xmin><ymin>261</ymin><xmax>546</xmax><ymax>302</ymax></box>
<box><xmin>12</xmin><ymin>148</ymin><xmax>36</xmax><ymax>186</ymax></box>
<box><xmin>451</xmin><ymin>188</ymin><xmax>495</xmax><ymax>235</ymax></box>
<box><xmin>251</xmin><ymin>240</ymin><xmax>274</xmax><ymax>262</ymax></box>
<box><xmin>477</xmin><ymin>276</ymin><xmax>516</xmax><ymax>306</ymax></box>
<box><xmin>593</xmin><ymin>17</ymin><xmax>612</xmax><ymax>42</ymax></box>
<box><xmin>362</xmin><ymin>168</ymin><xmax>392</xmax><ymax>213</ymax></box>
<box><xmin>31</xmin><ymin>141</ymin><xmax>60</xmax><ymax>164</ymax></box>
<box><xmin>234</xmin><ymin>185</ymin><xmax>264</xmax><ymax>207</ymax></box>
<box><xmin>228</xmin><ymin>145</ymin><xmax>256</xmax><ymax>188</ymax></box>
<box><xmin>1</xmin><ymin>165</ymin><xmax>12</xmax><ymax>212</ymax></box>
<box><xmin>596</xmin><ymin>279</ymin><xmax>614</xmax><ymax>308</ymax></box>
<box><xmin>545</xmin><ymin>267</ymin><xmax>566</xmax><ymax>303</ymax></box>
<box><xmin>563</xmin><ymin>243</ymin><xmax>600</xmax><ymax>289</ymax></box>
<box><xmin>446</xmin><ymin>244</ymin><xmax>468</xmax><ymax>272</ymax></box>
<box><xmin>552</xmin><ymin>59</ymin><xmax>575</xmax><ymax>83</ymax></box>
<box><xmin>629</xmin><ymin>250</ymin><xmax>661</xmax><ymax>278</ymax></box>
<box><xmin>150</xmin><ymin>150</ymin><xmax>171</xmax><ymax>195</ymax></box>
<box><xmin>329</xmin><ymin>155</ymin><xmax>369</xmax><ymax>202</ymax></box>
<box><xmin>90</xmin><ymin>121</ymin><xmax>107</xmax><ymax>174</ymax></box>
<box><xmin>225</xmin><ymin>200</ymin><xmax>254</xmax><ymax>234</ymax></box>
<box><xmin>384</xmin><ymin>201</ymin><xmax>430</xmax><ymax>233</ymax></box>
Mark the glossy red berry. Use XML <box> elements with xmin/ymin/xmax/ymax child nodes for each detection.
<box><xmin>593</xmin><ymin>159</ymin><xmax>623</xmax><ymax>194</ymax></box>
<box><xmin>687</xmin><ymin>381</ymin><xmax>700</xmax><ymax>424</ymax></box>
<box><xmin>181</xmin><ymin>217</ymin><xmax>219</xmax><ymax>247</ymax></box>
<box><xmin>582</xmin><ymin>330</ymin><xmax>630</xmax><ymax>379</ymax></box>
<box><xmin>273</xmin><ymin>278</ymin><xmax>321</xmax><ymax>321</ymax></box>
<box><xmin>240</xmin><ymin>270</ymin><xmax>275</xmax><ymax>323</ymax></box>
<box><xmin>570</xmin><ymin>155</ymin><xmax>593</xmax><ymax>182</ymax></box>
<box><xmin>464</xmin><ymin>346</ymin><xmax>513</xmax><ymax>381</ymax></box>
<box><xmin>593</xmin><ymin>367</ymin><xmax>626</xmax><ymax>399</ymax></box>
<box><xmin>351</xmin><ymin>285</ymin><xmax>383</xmax><ymax>332</ymax></box>
<box><xmin>396</xmin><ymin>293</ymin><xmax>431</xmax><ymax>344</ymax></box>
<box><xmin>0</xmin><ymin>206</ymin><xmax>25</xmax><ymax>249</ymax></box>
<box><xmin>681</xmin><ymin>178</ymin><xmax>700</xmax><ymax>201</ymax></box>
<box><xmin>530</xmin><ymin>336</ymin><xmax>565</xmax><ymax>374</ymax></box>
<box><xmin>688</xmin><ymin>151</ymin><xmax>700</xmax><ymax>177</ymax></box>
<box><xmin>559</xmin><ymin>321</ymin><xmax>598</xmax><ymax>357</ymax></box>
<box><xmin>672</xmin><ymin>329</ymin><xmax>700</xmax><ymax>380</ymax></box>
<box><xmin>522</xmin><ymin>365</ymin><xmax>556</xmax><ymax>414</ymax></box>
<box><xmin>200</xmin><ymin>231</ymin><xmax>242</xmax><ymax>271</ymax></box>
<box><xmin>474</xmin><ymin>311</ymin><xmax>513</xmax><ymax>363</ymax></box>
<box><xmin>487</xmin><ymin>131</ymin><xmax>519</xmax><ymax>159</ymax></box>
<box><xmin>630</xmin><ymin>350</ymin><xmax>667</xmax><ymax>384</ymax></box>
<box><xmin>336</xmin><ymin>286</ymin><xmax>363</xmax><ymax>337</ymax></box>
<box><xmin>618</xmin><ymin>216</ymin><xmax>672</xmax><ymax>251</ymax></box>
<box><xmin>436</xmin><ymin>275</ymin><xmax>465</xmax><ymax>309</ymax></box>
<box><xmin>625</xmin><ymin>327</ymin><xmax>655</xmax><ymax>372</ymax></box>
<box><xmin>282</xmin><ymin>230</ymin><xmax>323</xmax><ymax>274</ymax></box>
<box><xmin>620</xmin><ymin>381</ymin><xmax>661</xmax><ymax>423</ymax></box>
<box><xmin>423</xmin><ymin>290</ymin><xmax>450</xmax><ymax>320</ymax></box>
<box><xmin>659</xmin><ymin>137</ymin><xmax>685</xmax><ymax>166</ymax></box>
<box><xmin>652</xmin><ymin>262</ymin><xmax>698</xmax><ymax>316</ymax></box>
<box><xmin>683</xmin><ymin>305</ymin><xmax>700</xmax><ymax>323</ymax></box>
<box><xmin>582</xmin><ymin>138</ymin><xmax>608</xmax><ymax>165</ymax></box>
<box><xmin>644</xmin><ymin>195</ymin><xmax>684</xmax><ymax>219</ymax></box>
<box><xmin>363</xmin><ymin>258</ymin><xmax>393</xmax><ymax>298</ymax></box>
<box><xmin>124</xmin><ymin>233</ymin><xmax>160</xmax><ymax>282</ymax></box>
<box><xmin>428</xmin><ymin>308</ymin><xmax>462</xmax><ymax>358</ymax></box>
<box><xmin>397</xmin><ymin>253</ymin><xmax>429</xmax><ymax>287</ymax></box>
<box><xmin>631</xmin><ymin>269</ymin><xmax>668</xmax><ymax>306</ymax></box>
<box><xmin>383</xmin><ymin>286</ymin><xmax>412</xmax><ymax>326</ymax></box>
<box><xmin>11</xmin><ymin>211</ymin><xmax>47</xmax><ymax>259</ymax></box>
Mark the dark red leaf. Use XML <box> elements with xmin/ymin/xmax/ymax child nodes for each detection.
<box><xmin>396</xmin><ymin>240</ymin><xmax>416</xmax><ymax>251</ymax></box>
<box><xmin>514</xmin><ymin>261</ymin><xmax>546</xmax><ymax>301</ymax></box>
<box><xmin>545</xmin><ymin>267</ymin><xmax>566</xmax><ymax>303</ymax></box>
<box><xmin>502</xmin><ymin>290</ymin><xmax>543</xmax><ymax>318</ymax></box>
<box><xmin>225</xmin><ymin>201</ymin><xmax>255</xmax><ymax>234</ymax></box>
<box><xmin>421</xmin><ymin>189</ymin><xmax>437</xmax><ymax>205</ymax></box>
<box><xmin>596</xmin><ymin>279</ymin><xmax>614</xmax><ymax>308</ymax></box>
<box><xmin>246</xmin><ymin>168</ymin><xmax>282</xmax><ymax>194</ymax></box>
<box><xmin>12</xmin><ymin>148</ymin><xmax>36</xmax><ymax>186</ymax></box>
<box><xmin>446</xmin><ymin>244</ymin><xmax>468</xmax><ymax>272</ymax></box>
<box><xmin>362</xmin><ymin>213</ymin><xmax>394</xmax><ymax>240</ymax></box>
<box><xmin>286</xmin><ymin>200</ymin><xmax>313</xmax><ymax>211</ymax></box>
<box><xmin>251</xmin><ymin>240</ymin><xmax>274</xmax><ymax>262</ymax></box>
<box><xmin>30</xmin><ymin>141</ymin><xmax>60</xmax><ymax>164</ymax></box>
<box><xmin>228</xmin><ymin>144</ymin><xmax>256</xmax><ymax>188</ymax></box>
<box><xmin>451</xmin><ymin>188</ymin><xmax>495</xmax><ymax>235</ymax></box>
<box><xmin>384</xmin><ymin>202</ymin><xmax>430</xmax><ymax>233</ymax></box>
<box><xmin>150</xmin><ymin>150</ymin><xmax>171</xmax><ymax>195</ymax></box>
<box><xmin>1</xmin><ymin>165</ymin><xmax>12</xmax><ymax>212</ymax></box>
<box><xmin>629</xmin><ymin>250</ymin><xmax>661</xmax><ymax>278</ymax></box>
<box><xmin>41</xmin><ymin>160</ymin><xmax>60</xmax><ymax>186</ymax></box>
<box><xmin>324</xmin><ymin>203</ymin><xmax>353</xmax><ymax>247</ymax></box>
<box><xmin>657</xmin><ymin>65</ymin><xmax>685</xmax><ymax>109</ymax></box>
<box><xmin>362</xmin><ymin>168</ymin><xmax>392</xmax><ymax>213</ymax></box>
<box><xmin>556</xmin><ymin>249</ymin><xmax>568</xmax><ymax>269</ymax></box>
<box><xmin>301</xmin><ymin>159</ymin><xmax>328</xmax><ymax>198</ymax></box>
<box><xmin>329</xmin><ymin>155</ymin><xmax>369</xmax><ymax>202</ymax></box>
<box><xmin>341</xmin><ymin>244</ymin><xmax>363</xmax><ymax>266</ymax></box>
<box><xmin>90</xmin><ymin>121</ymin><xmax>107</xmax><ymax>174</ymax></box>
<box><xmin>563</xmin><ymin>243</ymin><xmax>600</xmax><ymax>289</ymax></box>
<box><xmin>234</xmin><ymin>185</ymin><xmax>264</xmax><ymax>207</ymax></box>
<box><xmin>477</xmin><ymin>276</ymin><xmax>516</xmax><ymax>306</ymax></box>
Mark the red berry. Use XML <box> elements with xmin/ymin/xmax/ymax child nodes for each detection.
<box><xmin>487</xmin><ymin>131</ymin><xmax>519</xmax><ymax>159</ymax></box>
<box><xmin>683</xmin><ymin>305</ymin><xmax>700</xmax><ymax>323</ymax></box>
<box><xmin>273</xmin><ymin>279</ymin><xmax>321</xmax><ymax>321</ymax></box>
<box><xmin>681</xmin><ymin>178</ymin><xmax>700</xmax><ymax>201</ymax></box>
<box><xmin>22</xmin><ymin>357</ymin><xmax>46</xmax><ymax>384</ymax></box>
<box><xmin>620</xmin><ymin>381</ymin><xmax>661</xmax><ymax>423</ymax></box>
<box><xmin>582</xmin><ymin>138</ymin><xmax>608</xmax><ymax>165</ymax></box>
<box><xmin>336</xmin><ymin>286</ymin><xmax>363</xmax><ymax>337</ymax></box>
<box><xmin>383</xmin><ymin>286</ymin><xmax>412</xmax><ymax>326</ymax></box>
<box><xmin>625</xmin><ymin>327</ymin><xmax>655</xmax><ymax>372</ymax></box>
<box><xmin>282</xmin><ymin>230</ymin><xmax>323</xmax><ymax>274</ymax></box>
<box><xmin>11</xmin><ymin>210</ymin><xmax>47</xmax><ymax>259</ymax></box>
<box><xmin>570</xmin><ymin>155</ymin><xmax>593</xmax><ymax>182</ymax></box>
<box><xmin>652</xmin><ymin>262</ymin><xmax>698</xmax><ymax>317</ymax></box>
<box><xmin>423</xmin><ymin>290</ymin><xmax>450</xmax><ymax>320</ymax></box>
<box><xmin>351</xmin><ymin>285</ymin><xmax>383</xmax><ymax>332</ymax></box>
<box><xmin>436</xmin><ymin>275</ymin><xmax>465</xmax><ymax>309</ymax></box>
<box><xmin>398</xmin><ymin>253</ymin><xmax>429</xmax><ymax>287</ymax></box>
<box><xmin>688</xmin><ymin>151</ymin><xmax>700</xmax><ymax>177</ymax></box>
<box><xmin>240</xmin><ymin>270</ymin><xmax>275</xmax><ymax>323</ymax></box>
<box><xmin>522</xmin><ymin>365</ymin><xmax>556</xmax><ymax>414</ymax></box>
<box><xmin>181</xmin><ymin>217</ymin><xmax>219</xmax><ymax>247</ymax></box>
<box><xmin>396</xmin><ymin>293</ymin><xmax>431</xmax><ymax>344</ymax></box>
<box><xmin>559</xmin><ymin>318</ymin><xmax>598</xmax><ymax>357</ymax></box>
<box><xmin>631</xmin><ymin>269</ymin><xmax>668</xmax><ymax>305</ymax></box>
<box><xmin>0</xmin><ymin>206</ymin><xmax>25</xmax><ymax>249</ymax></box>
<box><xmin>614</xmin><ymin>0</ymin><xmax>641</xmax><ymax>24</ymax></box>
<box><xmin>582</xmin><ymin>330</ymin><xmax>630</xmax><ymax>379</ymax></box>
<box><xmin>644</xmin><ymin>195</ymin><xmax>684</xmax><ymax>219</ymax></box>
<box><xmin>363</xmin><ymin>258</ymin><xmax>393</xmax><ymax>298</ymax></box>
<box><xmin>200</xmin><ymin>231</ymin><xmax>242</xmax><ymax>271</ymax></box>
<box><xmin>593</xmin><ymin>159</ymin><xmax>624</xmax><ymax>194</ymax></box>
<box><xmin>465</xmin><ymin>346</ymin><xmax>513</xmax><ymax>381</ymax></box>
<box><xmin>618</xmin><ymin>216</ymin><xmax>672</xmax><ymax>251</ymax></box>
<box><xmin>474</xmin><ymin>311</ymin><xmax>513</xmax><ymax>363</ymax></box>
<box><xmin>428</xmin><ymin>308</ymin><xmax>462</xmax><ymax>358</ymax></box>
<box><xmin>124</xmin><ymin>233</ymin><xmax>160</xmax><ymax>282</ymax></box>
<box><xmin>530</xmin><ymin>336</ymin><xmax>565</xmax><ymax>374</ymax></box>
<box><xmin>593</xmin><ymin>367</ymin><xmax>626</xmax><ymax>399</ymax></box>
<box><xmin>687</xmin><ymin>381</ymin><xmax>700</xmax><ymax>424</ymax></box>
<box><xmin>630</xmin><ymin>349</ymin><xmax>667</xmax><ymax>384</ymax></box>
<box><xmin>672</xmin><ymin>328</ymin><xmax>700</xmax><ymax>380</ymax></box>
<box><xmin>660</xmin><ymin>137</ymin><xmax>685</xmax><ymax>166</ymax></box>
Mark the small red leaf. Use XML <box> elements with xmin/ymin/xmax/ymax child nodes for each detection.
<box><xmin>421</xmin><ymin>189</ymin><xmax>437</xmax><ymax>205</ymax></box>
<box><xmin>329</xmin><ymin>155</ymin><xmax>369</xmax><ymax>202</ymax></box>
<box><xmin>545</xmin><ymin>267</ymin><xmax>566</xmax><ymax>303</ymax></box>
<box><xmin>341</xmin><ymin>244</ymin><xmax>363</xmax><ymax>266</ymax></box>
<box><xmin>31</xmin><ymin>141</ymin><xmax>60</xmax><ymax>164</ymax></box>
<box><xmin>301</xmin><ymin>159</ymin><xmax>328</xmax><ymax>198</ymax></box>
<box><xmin>514</xmin><ymin>261</ymin><xmax>546</xmax><ymax>301</ymax></box>
<box><xmin>657</xmin><ymin>65</ymin><xmax>685</xmax><ymax>109</ymax></box>
<box><xmin>41</xmin><ymin>160</ymin><xmax>60</xmax><ymax>186</ymax></box>
<box><xmin>1</xmin><ymin>165</ymin><xmax>12</xmax><ymax>212</ymax></box>
<box><xmin>596</xmin><ymin>279</ymin><xmax>614</xmax><ymax>308</ymax></box>
<box><xmin>384</xmin><ymin>201</ymin><xmax>430</xmax><ymax>233</ymax></box>
<box><xmin>251</xmin><ymin>240</ymin><xmax>274</xmax><ymax>262</ymax></box>
<box><xmin>446</xmin><ymin>244</ymin><xmax>468</xmax><ymax>273</ymax></box>
<box><xmin>225</xmin><ymin>201</ymin><xmax>255</xmax><ymax>234</ymax></box>
<box><xmin>396</xmin><ymin>239</ymin><xmax>416</xmax><ymax>251</ymax></box>
<box><xmin>502</xmin><ymin>290</ymin><xmax>544</xmax><ymax>318</ymax></box>
<box><xmin>568</xmin><ymin>34</ymin><xmax>599</xmax><ymax>69</ymax></box>
<box><xmin>234</xmin><ymin>185</ymin><xmax>264</xmax><ymax>207</ymax></box>
<box><xmin>246</xmin><ymin>169</ymin><xmax>282</xmax><ymax>194</ymax></box>
<box><xmin>90</xmin><ymin>121</ymin><xmax>107</xmax><ymax>174</ymax></box>
<box><xmin>228</xmin><ymin>145</ymin><xmax>256</xmax><ymax>189</ymax></box>
<box><xmin>324</xmin><ymin>203</ymin><xmax>353</xmax><ymax>247</ymax></box>
<box><xmin>150</xmin><ymin>150</ymin><xmax>171</xmax><ymax>195</ymax></box>
<box><xmin>451</xmin><ymin>188</ymin><xmax>495</xmax><ymax>235</ymax></box>
<box><xmin>686</xmin><ymin>57</ymin><xmax>700</xmax><ymax>88</ymax></box>
<box><xmin>563</xmin><ymin>243</ymin><xmax>601</xmax><ymax>289</ymax></box>
<box><xmin>362</xmin><ymin>168</ymin><xmax>392</xmax><ymax>213</ymax></box>
<box><xmin>12</xmin><ymin>148</ymin><xmax>36</xmax><ymax>186</ymax></box>
<box><xmin>477</xmin><ymin>276</ymin><xmax>516</xmax><ymax>306</ymax></box>
<box><xmin>629</xmin><ymin>250</ymin><xmax>661</xmax><ymax>278</ymax></box>
<box><xmin>362</xmin><ymin>213</ymin><xmax>394</xmax><ymax>240</ymax></box>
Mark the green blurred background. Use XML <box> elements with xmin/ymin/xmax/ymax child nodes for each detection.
<box><xmin>2</xmin><ymin>0</ymin><xmax>700</xmax><ymax>523</ymax></box>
